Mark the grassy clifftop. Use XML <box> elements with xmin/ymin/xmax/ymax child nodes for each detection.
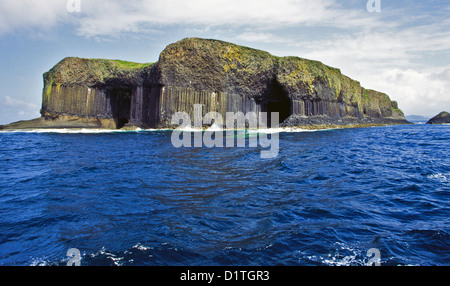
<box><xmin>43</xmin><ymin>38</ymin><xmax>402</xmax><ymax>118</ymax></box>
<box><xmin>43</xmin><ymin>57</ymin><xmax>155</xmax><ymax>88</ymax></box>
<box><xmin>2</xmin><ymin>37</ymin><xmax>407</xmax><ymax>130</ymax></box>
<box><xmin>158</xmin><ymin>37</ymin><xmax>403</xmax><ymax>119</ymax></box>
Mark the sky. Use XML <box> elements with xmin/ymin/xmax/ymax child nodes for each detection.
<box><xmin>0</xmin><ymin>0</ymin><xmax>449</xmax><ymax>124</ymax></box>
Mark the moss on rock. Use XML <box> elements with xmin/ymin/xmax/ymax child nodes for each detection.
<box><xmin>3</xmin><ymin>37</ymin><xmax>409</xmax><ymax>130</ymax></box>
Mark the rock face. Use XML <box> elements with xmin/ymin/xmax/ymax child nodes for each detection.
<box><xmin>426</xmin><ymin>112</ymin><xmax>450</xmax><ymax>124</ymax></box>
<box><xmin>8</xmin><ymin>37</ymin><xmax>409</xmax><ymax>129</ymax></box>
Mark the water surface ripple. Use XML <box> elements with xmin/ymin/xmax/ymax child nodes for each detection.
<box><xmin>0</xmin><ymin>124</ymin><xmax>448</xmax><ymax>266</ymax></box>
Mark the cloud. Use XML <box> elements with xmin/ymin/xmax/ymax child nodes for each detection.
<box><xmin>1</xmin><ymin>96</ymin><xmax>40</xmax><ymax>124</ymax></box>
<box><xmin>0</xmin><ymin>0</ymin><xmax>366</xmax><ymax>38</ymax></box>
<box><xmin>0</xmin><ymin>0</ymin><xmax>68</xmax><ymax>34</ymax></box>
<box><xmin>372</xmin><ymin>67</ymin><xmax>450</xmax><ymax>117</ymax></box>
<box><xmin>276</xmin><ymin>17</ymin><xmax>450</xmax><ymax>116</ymax></box>
<box><xmin>235</xmin><ymin>32</ymin><xmax>291</xmax><ymax>44</ymax></box>
<box><xmin>0</xmin><ymin>0</ymin><xmax>448</xmax><ymax>117</ymax></box>
<box><xmin>74</xmin><ymin>0</ymin><xmax>343</xmax><ymax>38</ymax></box>
<box><xmin>5</xmin><ymin>95</ymin><xmax>40</xmax><ymax>110</ymax></box>
<box><xmin>298</xmin><ymin>25</ymin><xmax>450</xmax><ymax>71</ymax></box>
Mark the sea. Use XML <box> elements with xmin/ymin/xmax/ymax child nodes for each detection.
<box><xmin>0</xmin><ymin>124</ymin><xmax>448</xmax><ymax>266</ymax></box>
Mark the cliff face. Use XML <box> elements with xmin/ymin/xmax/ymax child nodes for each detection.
<box><xmin>37</xmin><ymin>37</ymin><xmax>407</xmax><ymax>129</ymax></box>
<box><xmin>41</xmin><ymin>58</ymin><xmax>159</xmax><ymax>128</ymax></box>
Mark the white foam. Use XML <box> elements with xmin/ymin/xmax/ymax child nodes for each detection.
<box><xmin>304</xmin><ymin>242</ymin><xmax>370</xmax><ymax>266</ymax></box>
<box><xmin>247</xmin><ymin>128</ymin><xmax>282</xmax><ymax>134</ymax></box>
<box><xmin>132</xmin><ymin>242</ymin><xmax>153</xmax><ymax>251</ymax></box>
<box><xmin>206</xmin><ymin>123</ymin><xmax>223</xmax><ymax>132</ymax></box>
<box><xmin>280</xmin><ymin>127</ymin><xmax>324</xmax><ymax>133</ymax></box>
<box><xmin>2</xmin><ymin>128</ymin><xmax>123</xmax><ymax>134</ymax></box>
<box><xmin>428</xmin><ymin>173</ymin><xmax>449</xmax><ymax>183</ymax></box>
<box><xmin>1</xmin><ymin>128</ymin><xmax>174</xmax><ymax>134</ymax></box>
<box><xmin>177</xmin><ymin>126</ymin><xmax>204</xmax><ymax>132</ymax></box>
<box><xmin>29</xmin><ymin>257</ymin><xmax>51</xmax><ymax>266</ymax></box>
<box><xmin>1</xmin><ymin>126</ymin><xmax>332</xmax><ymax>134</ymax></box>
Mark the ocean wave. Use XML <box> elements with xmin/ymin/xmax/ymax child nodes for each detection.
<box><xmin>2</xmin><ymin>124</ymin><xmax>448</xmax><ymax>266</ymax></box>
<box><xmin>306</xmin><ymin>243</ymin><xmax>368</xmax><ymax>266</ymax></box>
<box><xmin>427</xmin><ymin>173</ymin><xmax>449</xmax><ymax>183</ymax></box>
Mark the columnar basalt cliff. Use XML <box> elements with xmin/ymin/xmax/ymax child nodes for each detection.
<box><xmin>4</xmin><ymin>38</ymin><xmax>408</xmax><ymax>130</ymax></box>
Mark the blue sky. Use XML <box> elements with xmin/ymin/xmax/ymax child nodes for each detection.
<box><xmin>0</xmin><ymin>0</ymin><xmax>449</xmax><ymax>124</ymax></box>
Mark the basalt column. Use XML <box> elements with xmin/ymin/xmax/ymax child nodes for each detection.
<box><xmin>35</xmin><ymin>38</ymin><xmax>408</xmax><ymax>130</ymax></box>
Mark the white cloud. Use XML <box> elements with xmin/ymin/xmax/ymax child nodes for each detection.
<box><xmin>74</xmin><ymin>0</ymin><xmax>342</xmax><ymax>37</ymax></box>
<box><xmin>5</xmin><ymin>95</ymin><xmax>39</xmax><ymax>110</ymax></box>
<box><xmin>373</xmin><ymin>67</ymin><xmax>450</xmax><ymax>117</ymax></box>
<box><xmin>299</xmin><ymin>26</ymin><xmax>450</xmax><ymax>71</ymax></box>
<box><xmin>0</xmin><ymin>0</ymin><xmax>368</xmax><ymax>38</ymax></box>
<box><xmin>235</xmin><ymin>32</ymin><xmax>291</xmax><ymax>44</ymax></box>
<box><xmin>0</xmin><ymin>0</ymin><xmax>449</xmax><ymax>118</ymax></box>
<box><xmin>282</xmin><ymin>20</ymin><xmax>450</xmax><ymax>117</ymax></box>
<box><xmin>1</xmin><ymin>96</ymin><xmax>40</xmax><ymax>124</ymax></box>
<box><xmin>0</xmin><ymin>0</ymin><xmax>68</xmax><ymax>34</ymax></box>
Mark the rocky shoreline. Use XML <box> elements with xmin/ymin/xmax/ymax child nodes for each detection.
<box><xmin>426</xmin><ymin>111</ymin><xmax>450</xmax><ymax>125</ymax></box>
<box><xmin>0</xmin><ymin>114</ymin><xmax>410</xmax><ymax>131</ymax></box>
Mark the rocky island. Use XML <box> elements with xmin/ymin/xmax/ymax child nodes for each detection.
<box><xmin>1</xmin><ymin>37</ymin><xmax>409</xmax><ymax>130</ymax></box>
<box><xmin>426</xmin><ymin>112</ymin><xmax>450</xmax><ymax>125</ymax></box>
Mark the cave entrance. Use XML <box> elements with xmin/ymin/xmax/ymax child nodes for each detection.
<box><xmin>261</xmin><ymin>80</ymin><xmax>291</xmax><ymax>127</ymax></box>
<box><xmin>267</xmin><ymin>100</ymin><xmax>291</xmax><ymax>127</ymax></box>
<box><xmin>108</xmin><ymin>86</ymin><xmax>132</xmax><ymax>129</ymax></box>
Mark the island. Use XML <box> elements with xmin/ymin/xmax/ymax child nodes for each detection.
<box><xmin>426</xmin><ymin>112</ymin><xmax>450</xmax><ymax>125</ymax></box>
<box><xmin>1</xmin><ymin>37</ymin><xmax>410</xmax><ymax>130</ymax></box>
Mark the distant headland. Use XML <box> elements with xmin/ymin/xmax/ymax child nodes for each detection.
<box><xmin>1</xmin><ymin>37</ymin><xmax>410</xmax><ymax>131</ymax></box>
<box><xmin>426</xmin><ymin>112</ymin><xmax>450</xmax><ymax>125</ymax></box>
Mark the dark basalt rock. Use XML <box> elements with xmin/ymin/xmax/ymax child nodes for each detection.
<box><xmin>2</xmin><ymin>37</ymin><xmax>409</xmax><ymax>130</ymax></box>
<box><xmin>426</xmin><ymin>112</ymin><xmax>450</xmax><ymax>124</ymax></box>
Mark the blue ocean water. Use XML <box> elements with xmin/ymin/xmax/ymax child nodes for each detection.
<box><xmin>0</xmin><ymin>124</ymin><xmax>448</xmax><ymax>266</ymax></box>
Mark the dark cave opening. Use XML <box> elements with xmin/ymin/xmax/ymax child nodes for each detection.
<box><xmin>108</xmin><ymin>86</ymin><xmax>132</xmax><ymax>129</ymax></box>
<box><xmin>261</xmin><ymin>80</ymin><xmax>291</xmax><ymax>127</ymax></box>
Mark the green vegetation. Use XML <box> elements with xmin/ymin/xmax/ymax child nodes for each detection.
<box><xmin>43</xmin><ymin>57</ymin><xmax>154</xmax><ymax>87</ymax></box>
<box><xmin>88</xmin><ymin>58</ymin><xmax>153</xmax><ymax>70</ymax></box>
<box><xmin>4</xmin><ymin>37</ymin><xmax>409</xmax><ymax>131</ymax></box>
<box><xmin>276</xmin><ymin>56</ymin><xmax>352</xmax><ymax>100</ymax></box>
<box><xmin>363</xmin><ymin>90</ymin><xmax>370</xmax><ymax>100</ymax></box>
<box><xmin>221</xmin><ymin>43</ymin><xmax>275</xmax><ymax>73</ymax></box>
<box><xmin>426</xmin><ymin>111</ymin><xmax>450</xmax><ymax>124</ymax></box>
<box><xmin>101</xmin><ymin>59</ymin><xmax>153</xmax><ymax>70</ymax></box>
<box><xmin>40</xmin><ymin>37</ymin><xmax>403</xmax><ymax>122</ymax></box>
